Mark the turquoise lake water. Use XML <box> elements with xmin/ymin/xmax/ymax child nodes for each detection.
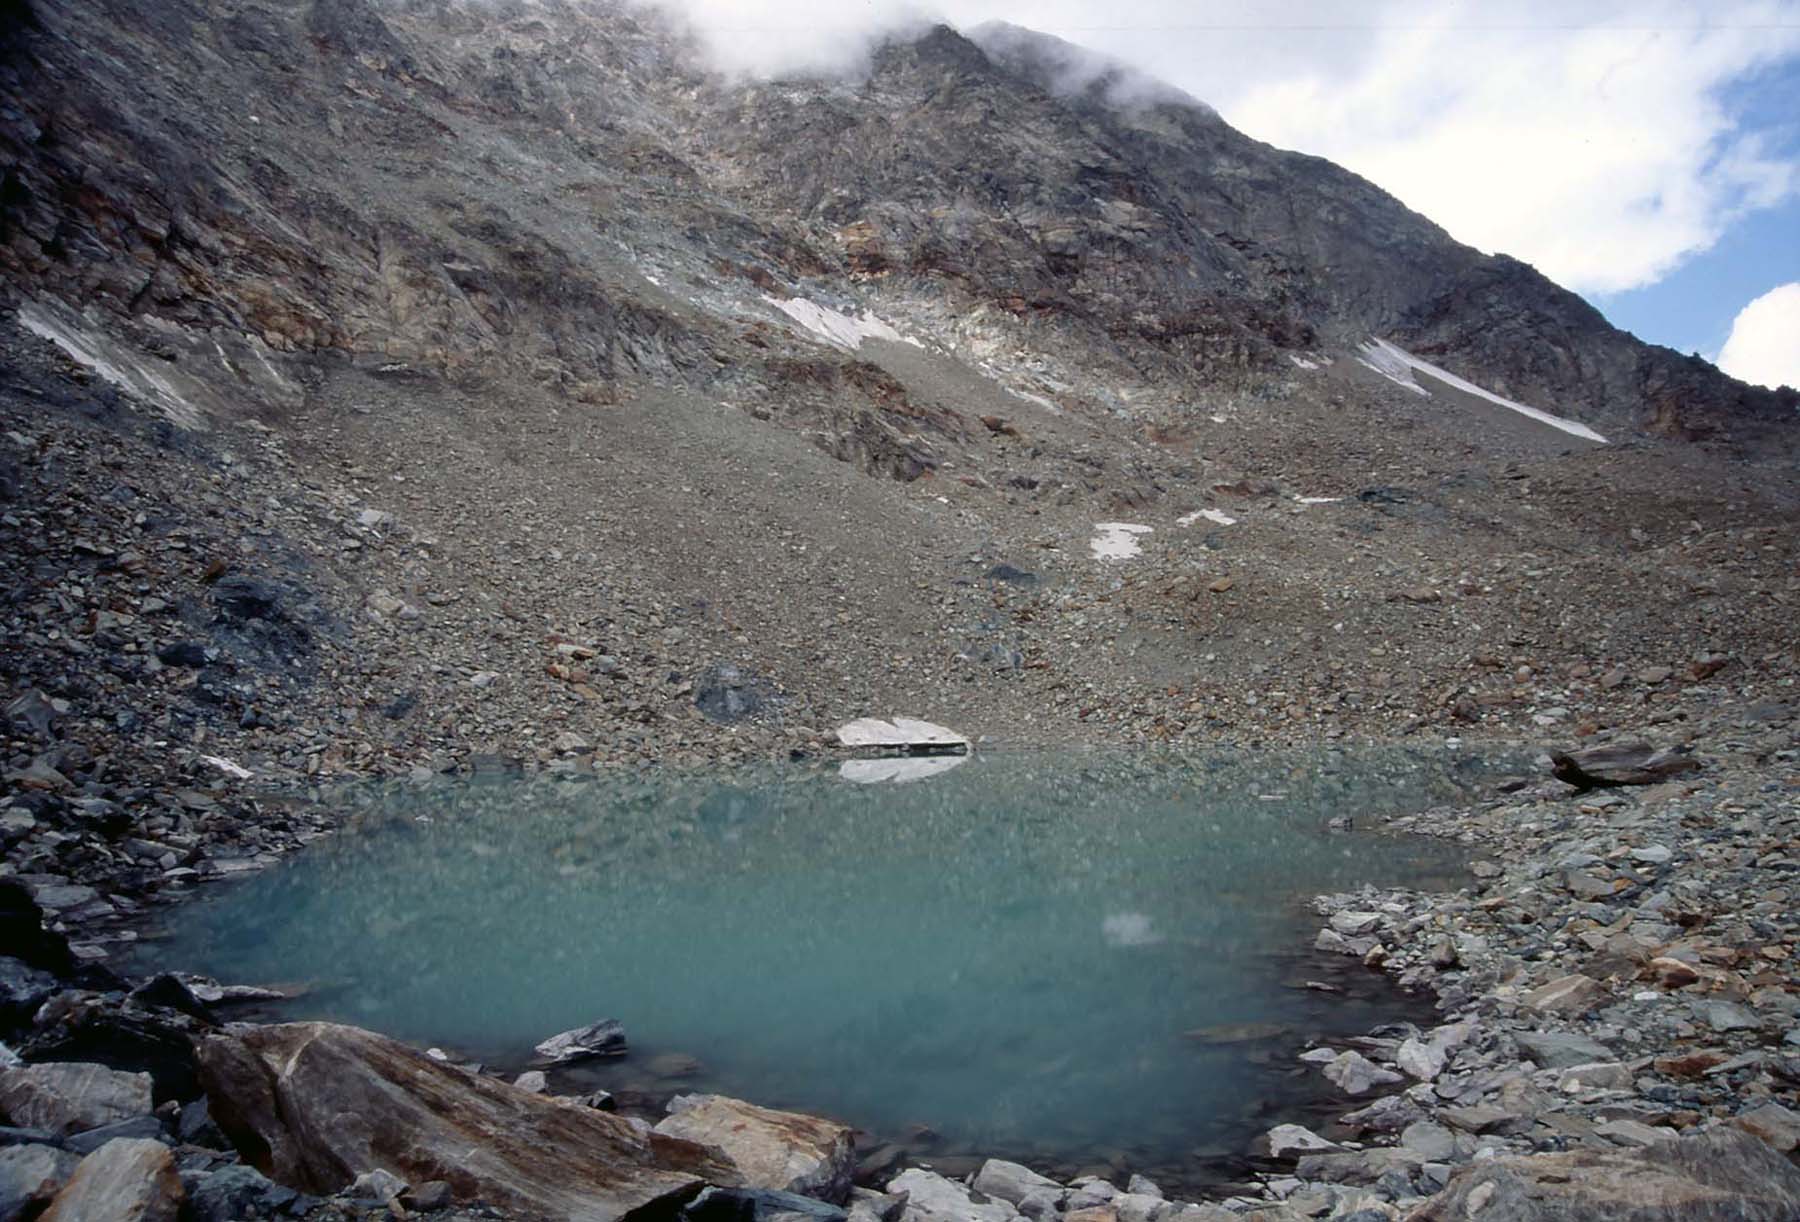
<box><xmin>139</xmin><ymin>748</ymin><xmax>1504</xmax><ymax>1187</ymax></box>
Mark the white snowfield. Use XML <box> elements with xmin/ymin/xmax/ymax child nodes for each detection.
<box><xmin>763</xmin><ymin>295</ymin><xmax>920</xmax><ymax>351</ymax></box>
<box><xmin>1090</xmin><ymin>522</ymin><xmax>1153</xmax><ymax>559</ymax></box>
<box><xmin>1357</xmin><ymin>338</ymin><xmax>1607</xmax><ymax>444</ymax></box>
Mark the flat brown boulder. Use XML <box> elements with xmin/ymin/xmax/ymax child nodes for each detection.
<box><xmin>1410</xmin><ymin>1128</ymin><xmax>1800</xmax><ymax>1220</ymax></box>
<box><xmin>654</xmin><ymin>1094</ymin><xmax>854</xmax><ymax>1202</ymax></box>
<box><xmin>1550</xmin><ymin>742</ymin><xmax>1701</xmax><ymax>790</ymax></box>
<box><xmin>196</xmin><ymin>1022</ymin><xmax>741</xmax><ymax>1220</ymax></box>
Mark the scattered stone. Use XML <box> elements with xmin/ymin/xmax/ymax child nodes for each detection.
<box><xmin>1522</xmin><ymin>974</ymin><xmax>1609</xmax><ymax>1015</ymax></box>
<box><xmin>1266</xmin><ymin>1124</ymin><xmax>1340</xmax><ymax>1158</ymax></box>
<box><xmin>348</xmin><ymin>1167</ymin><xmax>408</xmax><ymax>1203</ymax></box>
<box><xmin>971</xmin><ymin>1160</ymin><xmax>1061</xmax><ymax>1205</ymax></box>
<box><xmin>886</xmin><ymin>1169</ymin><xmax>1014</xmax><ymax>1222</ymax></box>
<box><xmin>1515</xmin><ymin>1030</ymin><xmax>1614</xmax><ymax>1069</ymax></box>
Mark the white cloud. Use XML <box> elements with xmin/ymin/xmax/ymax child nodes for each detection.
<box><xmin>653</xmin><ymin>0</ymin><xmax>1800</xmax><ymax>295</ymax></box>
<box><xmin>1718</xmin><ymin>282</ymin><xmax>1800</xmax><ymax>388</ymax></box>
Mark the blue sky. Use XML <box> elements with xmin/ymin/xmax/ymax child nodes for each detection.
<box><xmin>1594</xmin><ymin>54</ymin><xmax>1800</xmax><ymax>361</ymax></box>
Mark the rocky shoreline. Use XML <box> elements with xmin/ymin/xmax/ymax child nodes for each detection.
<box><xmin>4</xmin><ymin>696</ymin><xmax>1798</xmax><ymax>1218</ymax></box>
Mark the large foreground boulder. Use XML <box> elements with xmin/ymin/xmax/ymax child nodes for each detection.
<box><xmin>1411</xmin><ymin>1128</ymin><xmax>1800</xmax><ymax>1220</ymax></box>
<box><xmin>654</xmin><ymin>1094</ymin><xmax>854</xmax><ymax>1203</ymax></box>
<box><xmin>195</xmin><ymin>1022</ymin><xmax>741</xmax><ymax>1220</ymax></box>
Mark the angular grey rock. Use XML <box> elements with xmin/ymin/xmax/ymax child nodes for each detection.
<box><xmin>182</xmin><ymin>1164</ymin><xmax>303</xmax><ymax>1222</ymax></box>
<box><xmin>1733</xmin><ymin>1102</ymin><xmax>1800</xmax><ymax>1154</ymax></box>
<box><xmin>1322</xmin><ymin>1049</ymin><xmax>1403</xmax><ymax>1095</ymax></box>
<box><xmin>1522</xmin><ymin>974</ymin><xmax>1610</xmax><ymax>1015</ymax></box>
<box><xmin>1515</xmin><ymin>1030</ymin><xmax>1614</xmax><ymax>1069</ymax></box>
<box><xmin>1111</xmin><ymin>1191</ymin><xmax>1164</xmax><ymax>1222</ymax></box>
<box><xmin>1399</xmin><ymin>1121</ymin><xmax>1457</xmax><ymax>1161</ymax></box>
<box><xmin>40</xmin><ymin>1137</ymin><xmax>182</xmax><ymax>1222</ymax></box>
<box><xmin>1266</xmin><ymin>1124</ymin><xmax>1340</xmax><ymax>1158</ymax></box>
<box><xmin>0</xmin><ymin>1143</ymin><xmax>82</xmax><ymax>1221</ymax></box>
<box><xmin>887</xmin><ymin>1169</ymin><xmax>1015</xmax><ymax>1222</ymax></box>
<box><xmin>1698</xmin><ymin>1000</ymin><xmax>1763</xmax><ymax>1032</ymax></box>
<box><xmin>348</xmin><ymin>1167</ymin><xmax>408</xmax><ymax>1203</ymax></box>
<box><xmin>1412</xmin><ymin>1129</ymin><xmax>1800</xmax><ymax>1220</ymax></box>
<box><xmin>533</xmin><ymin>1018</ymin><xmax>628</xmax><ymax>1064</ymax></box>
<box><xmin>971</xmin><ymin>1160</ymin><xmax>1060</xmax><ymax>1206</ymax></box>
<box><xmin>1124</xmin><ymin>1175</ymin><xmax>1161</xmax><ymax>1199</ymax></box>
<box><xmin>1556</xmin><ymin>1061</ymin><xmax>1634</xmax><ymax>1092</ymax></box>
<box><xmin>1328</xmin><ymin>910</ymin><xmax>1383</xmax><ymax>936</ymax></box>
<box><xmin>654</xmin><ymin>1094</ymin><xmax>854</xmax><ymax>1203</ymax></box>
<box><xmin>0</xmin><ymin>1063</ymin><xmax>154</xmax><ymax>1137</ymax></box>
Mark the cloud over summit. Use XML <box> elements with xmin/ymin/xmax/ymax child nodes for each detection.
<box><xmin>654</xmin><ymin>0</ymin><xmax>1800</xmax><ymax>298</ymax></box>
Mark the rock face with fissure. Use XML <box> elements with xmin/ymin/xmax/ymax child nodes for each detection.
<box><xmin>195</xmin><ymin>1022</ymin><xmax>741</xmax><ymax>1220</ymax></box>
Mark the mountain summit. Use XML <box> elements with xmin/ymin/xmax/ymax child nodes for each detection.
<box><xmin>1</xmin><ymin>0</ymin><xmax>1792</xmax><ymax>445</ymax></box>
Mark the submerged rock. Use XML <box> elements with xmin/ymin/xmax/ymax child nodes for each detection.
<box><xmin>654</xmin><ymin>1094</ymin><xmax>854</xmax><ymax>1203</ymax></box>
<box><xmin>195</xmin><ymin>1021</ymin><xmax>739</xmax><ymax>1219</ymax></box>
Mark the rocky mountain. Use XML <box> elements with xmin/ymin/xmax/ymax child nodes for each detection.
<box><xmin>2</xmin><ymin>0</ymin><xmax>1793</xmax><ymax>451</ymax></box>
<box><xmin>1</xmin><ymin>0</ymin><xmax>1796</xmax><ymax>769</ymax></box>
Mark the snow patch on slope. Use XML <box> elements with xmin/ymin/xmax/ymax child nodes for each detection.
<box><xmin>1358</xmin><ymin>338</ymin><xmax>1607</xmax><ymax>443</ymax></box>
<box><xmin>1091</xmin><ymin>522</ymin><xmax>1152</xmax><ymax>560</ymax></box>
<box><xmin>764</xmin><ymin>295</ymin><xmax>919</xmax><ymax>351</ymax></box>
<box><xmin>19</xmin><ymin>303</ymin><xmax>204</xmax><ymax>428</ymax></box>
<box><xmin>1178</xmin><ymin>509</ymin><xmax>1236</xmax><ymax>527</ymax></box>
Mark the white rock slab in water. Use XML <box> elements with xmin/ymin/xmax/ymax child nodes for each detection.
<box><xmin>838</xmin><ymin>756</ymin><xmax>968</xmax><ymax>784</ymax></box>
<box><xmin>533</xmin><ymin>1018</ymin><xmax>627</xmax><ymax>1064</ymax></box>
<box><xmin>834</xmin><ymin>717</ymin><xmax>969</xmax><ymax>751</ymax></box>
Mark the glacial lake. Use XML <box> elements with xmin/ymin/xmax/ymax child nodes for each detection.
<box><xmin>139</xmin><ymin>748</ymin><xmax>1508</xmax><ymax>1191</ymax></box>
